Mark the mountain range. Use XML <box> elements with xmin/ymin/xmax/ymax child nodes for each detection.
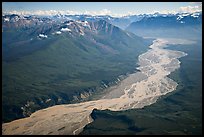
<box><xmin>126</xmin><ymin>12</ymin><xmax>202</xmax><ymax>39</ymax></box>
<box><xmin>2</xmin><ymin>11</ymin><xmax>201</xmax><ymax>123</ymax></box>
<box><xmin>2</xmin><ymin>14</ymin><xmax>151</xmax><ymax>122</ymax></box>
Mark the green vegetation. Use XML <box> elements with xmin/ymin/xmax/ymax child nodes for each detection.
<box><xmin>81</xmin><ymin>41</ymin><xmax>202</xmax><ymax>135</ymax></box>
<box><xmin>2</xmin><ymin>26</ymin><xmax>151</xmax><ymax>122</ymax></box>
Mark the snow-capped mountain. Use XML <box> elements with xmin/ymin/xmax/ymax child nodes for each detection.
<box><xmin>2</xmin><ymin>12</ymin><xmax>150</xmax><ymax>123</ymax></box>
<box><xmin>126</xmin><ymin>12</ymin><xmax>202</xmax><ymax>40</ymax></box>
<box><xmin>2</xmin><ymin>11</ymin><xmax>202</xmax><ymax>30</ymax></box>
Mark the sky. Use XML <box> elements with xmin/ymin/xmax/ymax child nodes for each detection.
<box><xmin>2</xmin><ymin>2</ymin><xmax>202</xmax><ymax>17</ymax></box>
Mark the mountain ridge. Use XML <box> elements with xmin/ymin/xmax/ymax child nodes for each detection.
<box><xmin>2</xmin><ymin>15</ymin><xmax>151</xmax><ymax>123</ymax></box>
<box><xmin>126</xmin><ymin>12</ymin><xmax>202</xmax><ymax>39</ymax></box>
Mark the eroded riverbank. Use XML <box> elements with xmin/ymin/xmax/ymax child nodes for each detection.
<box><xmin>2</xmin><ymin>38</ymin><xmax>191</xmax><ymax>135</ymax></box>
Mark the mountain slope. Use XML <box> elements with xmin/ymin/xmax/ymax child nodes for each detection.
<box><xmin>126</xmin><ymin>12</ymin><xmax>202</xmax><ymax>40</ymax></box>
<box><xmin>2</xmin><ymin>15</ymin><xmax>151</xmax><ymax>123</ymax></box>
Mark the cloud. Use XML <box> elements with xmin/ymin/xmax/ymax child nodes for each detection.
<box><xmin>189</xmin><ymin>2</ymin><xmax>202</xmax><ymax>5</ymax></box>
<box><xmin>3</xmin><ymin>9</ymin><xmax>115</xmax><ymax>16</ymax></box>
<box><xmin>179</xmin><ymin>2</ymin><xmax>202</xmax><ymax>13</ymax></box>
<box><xmin>3</xmin><ymin>4</ymin><xmax>202</xmax><ymax>17</ymax></box>
<box><xmin>146</xmin><ymin>10</ymin><xmax>177</xmax><ymax>15</ymax></box>
<box><xmin>33</xmin><ymin>10</ymin><xmax>80</xmax><ymax>16</ymax></box>
<box><xmin>149</xmin><ymin>3</ymin><xmax>202</xmax><ymax>15</ymax></box>
<box><xmin>159</xmin><ymin>10</ymin><xmax>177</xmax><ymax>14</ymax></box>
<box><xmin>83</xmin><ymin>9</ymin><xmax>111</xmax><ymax>16</ymax></box>
<box><xmin>3</xmin><ymin>10</ymin><xmax>31</xmax><ymax>15</ymax></box>
<box><xmin>99</xmin><ymin>9</ymin><xmax>111</xmax><ymax>15</ymax></box>
<box><xmin>179</xmin><ymin>5</ymin><xmax>202</xmax><ymax>13</ymax></box>
<box><xmin>3</xmin><ymin>10</ymin><xmax>80</xmax><ymax>16</ymax></box>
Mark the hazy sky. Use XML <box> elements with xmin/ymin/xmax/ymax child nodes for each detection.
<box><xmin>2</xmin><ymin>2</ymin><xmax>202</xmax><ymax>16</ymax></box>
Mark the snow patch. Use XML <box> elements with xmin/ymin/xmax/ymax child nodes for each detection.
<box><xmin>80</xmin><ymin>31</ymin><xmax>85</xmax><ymax>36</ymax></box>
<box><xmin>182</xmin><ymin>13</ymin><xmax>190</xmax><ymax>16</ymax></box>
<box><xmin>191</xmin><ymin>13</ymin><xmax>199</xmax><ymax>18</ymax></box>
<box><xmin>66</xmin><ymin>22</ymin><xmax>73</xmax><ymax>26</ymax></box>
<box><xmin>56</xmin><ymin>31</ymin><xmax>62</xmax><ymax>34</ymax></box>
<box><xmin>126</xmin><ymin>32</ymin><xmax>132</xmax><ymax>38</ymax></box>
<box><xmin>61</xmin><ymin>28</ymin><xmax>71</xmax><ymax>32</ymax></box>
<box><xmin>4</xmin><ymin>18</ymin><xmax>10</xmax><ymax>22</ymax></box>
<box><xmin>176</xmin><ymin>15</ymin><xmax>184</xmax><ymax>20</ymax></box>
<box><xmin>45</xmin><ymin>99</ymin><xmax>51</xmax><ymax>103</ymax></box>
<box><xmin>39</xmin><ymin>34</ymin><xmax>48</xmax><ymax>38</ymax></box>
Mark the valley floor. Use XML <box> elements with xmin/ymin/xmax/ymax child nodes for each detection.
<box><xmin>2</xmin><ymin>38</ymin><xmax>199</xmax><ymax>135</ymax></box>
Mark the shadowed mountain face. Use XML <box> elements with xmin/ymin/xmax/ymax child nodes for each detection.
<box><xmin>81</xmin><ymin>39</ymin><xmax>202</xmax><ymax>135</ymax></box>
<box><xmin>126</xmin><ymin>12</ymin><xmax>202</xmax><ymax>40</ymax></box>
<box><xmin>2</xmin><ymin>14</ymin><xmax>151</xmax><ymax>123</ymax></box>
<box><xmin>80</xmin><ymin>12</ymin><xmax>202</xmax><ymax>135</ymax></box>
